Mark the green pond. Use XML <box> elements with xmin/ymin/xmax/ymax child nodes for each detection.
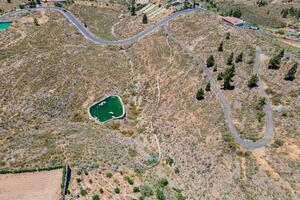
<box><xmin>0</xmin><ymin>22</ymin><xmax>12</xmax><ymax>31</ymax></box>
<box><xmin>88</xmin><ymin>95</ymin><xmax>125</xmax><ymax>123</ymax></box>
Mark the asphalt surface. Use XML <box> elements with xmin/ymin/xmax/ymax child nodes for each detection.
<box><xmin>0</xmin><ymin>6</ymin><xmax>203</xmax><ymax>45</ymax></box>
<box><xmin>165</xmin><ymin>29</ymin><xmax>274</xmax><ymax>149</ymax></box>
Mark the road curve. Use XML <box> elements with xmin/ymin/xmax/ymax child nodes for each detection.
<box><xmin>164</xmin><ymin>29</ymin><xmax>274</xmax><ymax>149</ymax></box>
<box><xmin>0</xmin><ymin>6</ymin><xmax>203</xmax><ymax>45</ymax></box>
<box><xmin>1</xmin><ymin>6</ymin><xmax>276</xmax><ymax>149</ymax></box>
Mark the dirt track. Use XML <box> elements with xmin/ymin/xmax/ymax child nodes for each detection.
<box><xmin>0</xmin><ymin>169</ymin><xmax>62</xmax><ymax>200</ymax></box>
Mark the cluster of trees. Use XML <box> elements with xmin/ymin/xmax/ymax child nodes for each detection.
<box><xmin>281</xmin><ymin>7</ymin><xmax>300</xmax><ymax>19</ymax></box>
<box><xmin>220</xmin><ymin>8</ymin><xmax>242</xmax><ymax>18</ymax></box>
<box><xmin>196</xmin><ymin>82</ymin><xmax>211</xmax><ymax>100</ymax></box>
<box><xmin>268</xmin><ymin>49</ymin><xmax>284</xmax><ymax>69</ymax></box>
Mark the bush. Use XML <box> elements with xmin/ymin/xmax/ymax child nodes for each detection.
<box><xmin>156</xmin><ymin>188</ymin><xmax>166</xmax><ymax>200</ymax></box>
<box><xmin>272</xmin><ymin>139</ymin><xmax>284</xmax><ymax>148</ymax></box>
<box><xmin>133</xmin><ymin>186</ymin><xmax>140</xmax><ymax>193</ymax></box>
<box><xmin>124</xmin><ymin>176</ymin><xmax>134</xmax><ymax>185</ymax></box>
<box><xmin>157</xmin><ymin>178</ymin><xmax>168</xmax><ymax>188</ymax></box>
<box><xmin>248</xmin><ymin>74</ymin><xmax>259</xmax><ymax>88</ymax></box>
<box><xmin>165</xmin><ymin>156</ymin><xmax>174</xmax><ymax>166</ymax></box>
<box><xmin>80</xmin><ymin>189</ymin><xmax>88</xmax><ymax>196</ymax></box>
<box><xmin>206</xmin><ymin>55</ymin><xmax>215</xmax><ymax>68</ymax></box>
<box><xmin>114</xmin><ymin>187</ymin><xmax>121</xmax><ymax>194</ymax></box>
<box><xmin>196</xmin><ymin>88</ymin><xmax>204</xmax><ymax>100</ymax></box>
<box><xmin>106</xmin><ymin>172</ymin><xmax>113</xmax><ymax>178</ymax></box>
<box><xmin>76</xmin><ymin>177</ymin><xmax>82</xmax><ymax>183</ymax></box>
<box><xmin>92</xmin><ymin>194</ymin><xmax>100</xmax><ymax>200</ymax></box>
<box><xmin>140</xmin><ymin>185</ymin><xmax>153</xmax><ymax>197</ymax></box>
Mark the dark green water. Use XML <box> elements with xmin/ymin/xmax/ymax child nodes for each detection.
<box><xmin>89</xmin><ymin>95</ymin><xmax>125</xmax><ymax>123</ymax></box>
<box><xmin>0</xmin><ymin>22</ymin><xmax>12</xmax><ymax>31</ymax></box>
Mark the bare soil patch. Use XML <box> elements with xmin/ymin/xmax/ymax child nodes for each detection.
<box><xmin>0</xmin><ymin>169</ymin><xmax>62</xmax><ymax>200</ymax></box>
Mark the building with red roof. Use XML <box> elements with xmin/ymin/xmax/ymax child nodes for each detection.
<box><xmin>218</xmin><ymin>16</ymin><xmax>245</xmax><ymax>27</ymax></box>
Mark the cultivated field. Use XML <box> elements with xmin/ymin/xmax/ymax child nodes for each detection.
<box><xmin>0</xmin><ymin>169</ymin><xmax>62</xmax><ymax>200</ymax></box>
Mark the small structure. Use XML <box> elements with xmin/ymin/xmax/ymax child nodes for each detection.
<box><xmin>219</xmin><ymin>16</ymin><xmax>245</xmax><ymax>27</ymax></box>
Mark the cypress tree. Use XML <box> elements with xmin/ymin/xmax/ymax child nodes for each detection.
<box><xmin>218</xmin><ymin>41</ymin><xmax>224</xmax><ymax>52</ymax></box>
<box><xmin>248</xmin><ymin>74</ymin><xmax>259</xmax><ymax>88</ymax></box>
<box><xmin>205</xmin><ymin>81</ymin><xmax>211</xmax><ymax>91</ymax></box>
<box><xmin>142</xmin><ymin>14</ymin><xmax>148</xmax><ymax>24</ymax></box>
<box><xmin>227</xmin><ymin>52</ymin><xmax>234</xmax><ymax>65</ymax></box>
<box><xmin>206</xmin><ymin>55</ymin><xmax>215</xmax><ymax>68</ymax></box>
<box><xmin>236</xmin><ymin>52</ymin><xmax>243</xmax><ymax>63</ymax></box>
<box><xmin>196</xmin><ymin>88</ymin><xmax>204</xmax><ymax>100</ymax></box>
<box><xmin>284</xmin><ymin>63</ymin><xmax>298</xmax><ymax>81</ymax></box>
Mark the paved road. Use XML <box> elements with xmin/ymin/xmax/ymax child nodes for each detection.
<box><xmin>1</xmin><ymin>6</ymin><xmax>291</xmax><ymax>149</ymax></box>
<box><xmin>0</xmin><ymin>6</ymin><xmax>203</xmax><ymax>45</ymax></box>
<box><xmin>164</xmin><ymin>29</ymin><xmax>274</xmax><ymax>149</ymax></box>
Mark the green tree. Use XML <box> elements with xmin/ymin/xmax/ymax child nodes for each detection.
<box><xmin>284</xmin><ymin>63</ymin><xmax>298</xmax><ymax>81</ymax></box>
<box><xmin>156</xmin><ymin>188</ymin><xmax>166</xmax><ymax>200</ymax></box>
<box><xmin>236</xmin><ymin>52</ymin><xmax>243</xmax><ymax>63</ymax></box>
<box><xmin>196</xmin><ymin>88</ymin><xmax>204</xmax><ymax>100</ymax></box>
<box><xmin>218</xmin><ymin>41</ymin><xmax>224</xmax><ymax>52</ymax></box>
<box><xmin>34</xmin><ymin>18</ymin><xmax>39</xmax><ymax>26</ymax></box>
<box><xmin>227</xmin><ymin>52</ymin><xmax>234</xmax><ymax>65</ymax></box>
<box><xmin>268</xmin><ymin>50</ymin><xmax>284</xmax><ymax>69</ymax></box>
<box><xmin>165</xmin><ymin>156</ymin><xmax>174</xmax><ymax>166</ymax></box>
<box><xmin>256</xmin><ymin>97</ymin><xmax>266</xmax><ymax>110</ymax></box>
<box><xmin>131</xmin><ymin>3</ymin><xmax>136</xmax><ymax>16</ymax></box>
<box><xmin>206</xmin><ymin>55</ymin><xmax>215</xmax><ymax>68</ymax></box>
<box><xmin>248</xmin><ymin>74</ymin><xmax>259</xmax><ymax>88</ymax></box>
<box><xmin>114</xmin><ymin>187</ymin><xmax>120</xmax><ymax>194</ymax></box>
<box><xmin>222</xmin><ymin>65</ymin><xmax>235</xmax><ymax>89</ymax></box>
<box><xmin>157</xmin><ymin>178</ymin><xmax>168</xmax><ymax>188</ymax></box>
<box><xmin>205</xmin><ymin>81</ymin><xmax>211</xmax><ymax>91</ymax></box>
<box><xmin>226</xmin><ymin>32</ymin><xmax>230</xmax><ymax>40</ymax></box>
<box><xmin>80</xmin><ymin>189</ymin><xmax>88</xmax><ymax>196</ymax></box>
<box><xmin>232</xmin><ymin>8</ymin><xmax>242</xmax><ymax>18</ymax></box>
<box><xmin>92</xmin><ymin>194</ymin><xmax>100</xmax><ymax>200</ymax></box>
<box><xmin>142</xmin><ymin>14</ymin><xmax>148</xmax><ymax>24</ymax></box>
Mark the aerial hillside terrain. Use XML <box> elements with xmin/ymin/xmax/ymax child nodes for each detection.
<box><xmin>0</xmin><ymin>0</ymin><xmax>299</xmax><ymax>199</ymax></box>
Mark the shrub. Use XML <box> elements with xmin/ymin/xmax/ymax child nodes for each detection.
<box><xmin>248</xmin><ymin>74</ymin><xmax>259</xmax><ymax>88</ymax></box>
<box><xmin>196</xmin><ymin>88</ymin><xmax>204</xmax><ymax>100</ymax></box>
<box><xmin>92</xmin><ymin>194</ymin><xmax>100</xmax><ymax>200</ymax></box>
<box><xmin>206</xmin><ymin>55</ymin><xmax>215</xmax><ymax>68</ymax></box>
<box><xmin>106</xmin><ymin>172</ymin><xmax>113</xmax><ymax>178</ymax></box>
<box><xmin>140</xmin><ymin>185</ymin><xmax>153</xmax><ymax>197</ymax></box>
<box><xmin>133</xmin><ymin>186</ymin><xmax>140</xmax><ymax>193</ymax></box>
<box><xmin>114</xmin><ymin>187</ymin><xmax>121</xmax><ymax>194</ymax></box>
<box><xmin>157</xmin><ymin>178</ymin><xmax>168</xmax><ymax>188</ymax></box>
<box><xmin>165</xmin><ymin>156</ymin><xmax>174</xmax><ymax>166</ymax></box>
<box><xmin>156</xmin><ymin>188</ymin><xmax>166</xmax><ymax>200</ymax></box>
<box><xmin>284</xmin><ymin>63</ymin><xmax>298</xmax><ymax>81</ymax></box>
<box><xmin>124</xmin><ymin>176</ymin><xmax>134</xmax><ymax>185</ymax></box>
<box><xmin>80</xmin><ymin>189</ymin><xmax>88</xmax><ymax>196</ymax></box>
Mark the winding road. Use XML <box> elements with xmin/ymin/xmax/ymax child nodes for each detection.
<box><xmin>0</xmin><ymin>6</ymin><xmax>203</xmax><ymax>45</ymax></box>
<box><xmin>164</xmin><ymin>29</ymin><xmax>274</xmax><ymax>149</ymax></box>
<box><xmin>2</xmin><ymin>6</ymin><xmax>297</xmax><ymax>149</ymax></box>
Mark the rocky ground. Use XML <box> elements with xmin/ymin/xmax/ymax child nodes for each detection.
<box><xmin>0</xmin><ymin>4</ymin><xmax>299</xmax><ymax>200</ymax></box>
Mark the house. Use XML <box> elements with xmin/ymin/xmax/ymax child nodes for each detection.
<box><xmin>219</xmin><ymin>16</ymin><xmax>245</xmax><ymax>27</ymax></box>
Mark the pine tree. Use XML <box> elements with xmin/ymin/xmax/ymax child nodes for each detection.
<box><xmin>206</xmin><ymin>55</ymin><xmax>215</xmax><ymax>68</ymax></box>
<box><xmin>236</xmin><ymin>52</ymin><xmax>243</xmax><ymax>63</ymax></box>
<box><xmin>218</xmin><ymin>41</ymin><xmax>224</xmax><ymax>52</ymax></box>
<box><xmin>248</xmin><ymin>74</ymin><xmax>259</xmax><ymax>88</ymax></box>
<box><xmin>222</xmin><ymin>65</ymin><xmax>235</xmax><ymax>89</ymax></box>
<box><xmin>284</xmin><ymin>63</ymin><xmax>298</xmax><ymax>81</ymax></box>
<box><xmin>131</xmin><ymin>4</ymin><xmax>136</xmax><ymax>16</ymax></box>
<box><xmin>205</xmin><ymin>81</ymin><xmax>211</xmax><ymax>91</ymax></box>
<box><xmin>227</xmin><ymin>52</ymin><xmax>234</xmax><ymax>65</ymax></box>
<box><xmin>226</xmin><ymin>32</ymin><xmax>230</xmax><ymax>40</ymax></box>
<box><xmin>196</xmin><ymin>88</ymin><xmax>204</xmax><ymax>100</ymax></box>
<box><xmin>142</xmin><ymin>14</ymin><xmax>148</xmax><ymax>24</ymax></box>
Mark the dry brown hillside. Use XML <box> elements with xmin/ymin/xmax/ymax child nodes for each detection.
<box><xmin>0</xmin><ymin>4</ymin><xmax>299</xmax><ymax>200</ymax></box>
